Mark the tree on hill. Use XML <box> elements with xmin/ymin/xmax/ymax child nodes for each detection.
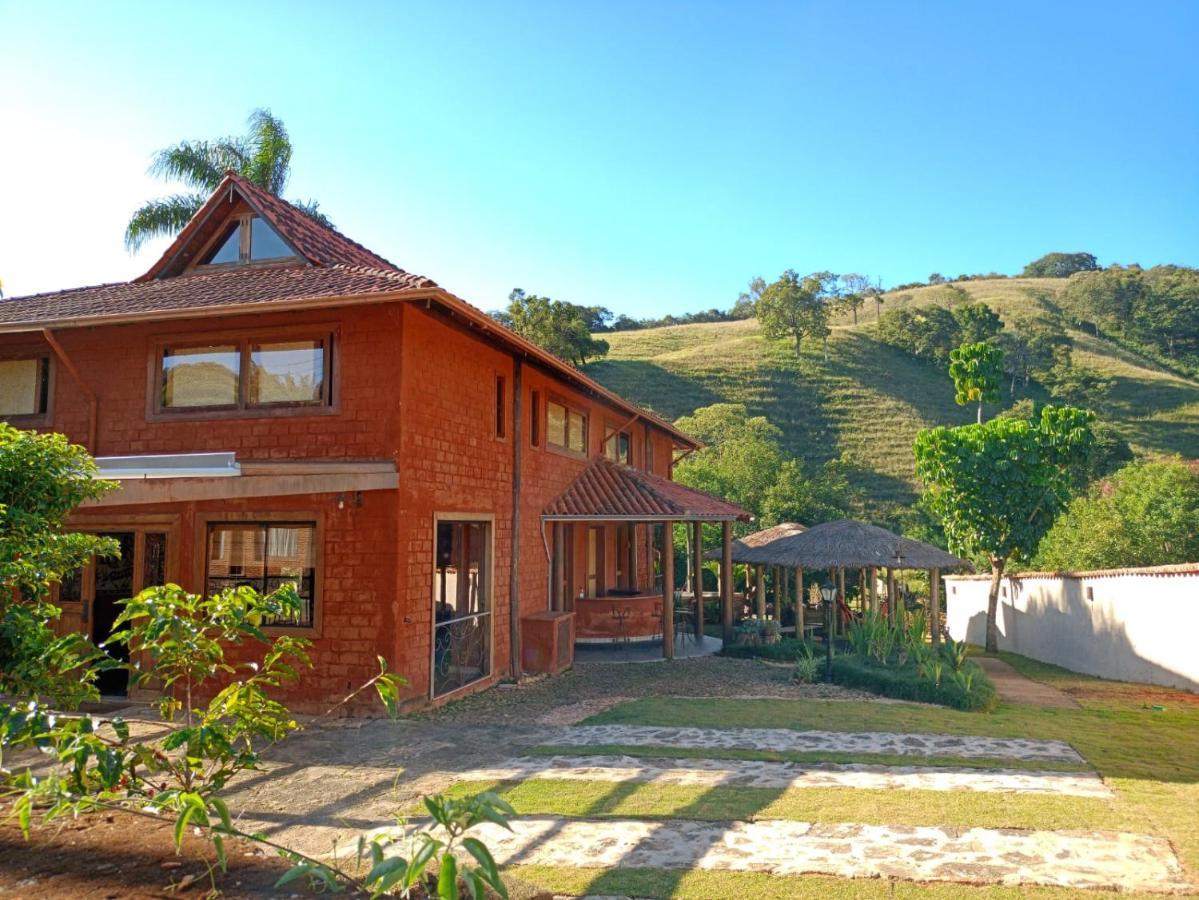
<box><xmin>125</xmin><ymin>108</ymin><xmax>329</xmax><ymax>252</ymax></box>
<box><xmin>1035</xmin><ymin>459</ymin><xmax>1199</xmax><ymax>570</ymax></box>
<box><xmin>672</xmin><ymin>404</ymin><xmax>784</xmax><ymax>525</ymax></box>
<box><xmin>733</xmin><ymin>277</ymin><xmax>767</xmax><ymax>320</ymax></box>
<box><xmin>1022</xmin><ymin>252</ymin><xmax>1100</xmax><ymax>278</ymax></box>
<box><xmin>951</xmin><ymin>302</ymin><xmax>1003</xmax><ymax>345</ymax></box>
<box><xmin>839</xmin><ymin>273</ymin><xmax>871</xmax><ymax>325</ymax></box>
<box><xmin>1042</xmin><ymin>349</ymin><xmax>1114</xmax><ymax>409</ymax></box>
<box><xmin>760</xmin><ymin>456</ymin><xmax>853</xmax><ymax>527</ymax></box>
<box><xmin>495</xmin><ymin>289</ymin><xmax>610</xmax><ymax>366</ymax></box>
<box><xmin>914</xmin><ymin>406</ymin><xmax>1095</xmax><ymax>652</ymax></box>
<box><xmin>756</xmin><ymin>270</ymin><xmax>840</xmax><ymax>358</ymax></box>
<box><xmin>998</xmin><ymin>316</ymin><xmax>1072</xmax><ymax>396</ymax></box>
<box><xmin>949</xmin><ymin>342</ymin><xmax>1004</xmax><ymax>423</ymax></box>
<box><xmin>876</xmin><ymin>305</ymin><xmax>961</xmax><ymax>363</ymax></box>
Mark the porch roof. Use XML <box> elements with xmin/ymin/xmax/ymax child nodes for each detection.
<box><xmin>542</xmin><ymin>456</ymin><xmax>751</xmax><ymax>523</ymax></box>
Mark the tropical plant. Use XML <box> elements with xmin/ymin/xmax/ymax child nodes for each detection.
<box><xmin>0</xmin><ymin>425</ymin><xmax>118</xmax><ymax>707</ymax></box>
<box><xmin>2</xmin><ymin>581</ymin><xmax>406</xmax><ymax>880</ymax></box>
<box><xmin>792</xmin><ymin>643</ymin><xmax>820</xmax><ymax>684</ymax></box>
<box><xmin>914</xmin><ymin>405</ymin><xmax>1095</xmax><ymax>652</ymax></box>
<box><xmin>125</xmin><ymin>108</ymin><xmax>330</xmax><ymax>252</ymax></box>
<box><xmin>948</xmin><ymin>341</ymin><xmax>1004</xmax><ymax>423</ymax></box>
<box><xmin>939</xmin><ymin>637</ymin><xmax>970</xmax><ymax>673</ymax></box>
<box><xmin>279</xmin><ymin>791</ymin><xmax>515</xmax><ymax>899</ymax></box>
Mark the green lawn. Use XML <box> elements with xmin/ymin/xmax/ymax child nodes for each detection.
<box><xmin>482</xmin><ymin>654</ymin><xmax>1199</xmax><ymax>898</ymax></box>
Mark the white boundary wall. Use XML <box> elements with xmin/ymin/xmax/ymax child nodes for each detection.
<box><xmin>944</xmin><ymin>565</ymin><xmax>1199</xmax><ymax>692</ymax></box>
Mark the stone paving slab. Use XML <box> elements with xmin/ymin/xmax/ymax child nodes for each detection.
<box><xmin>459</xmin><ymin>755</ymin><xmax>1113</xmax><ymax>798</ymax></box>
<box><xmin>379</xmin><ymin>818</ymin><xmax>1188</xmax><ymax>894</ymax></box>
<box><xmin>546</xmin><ymin>725</ymin><xmax>1085</xmax><ymax>764</ymax></box>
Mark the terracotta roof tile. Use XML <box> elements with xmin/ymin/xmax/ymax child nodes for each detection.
<box><xmin>0</xmin><ymin>264</ymin><xmax>431</xmax><ymax>328</ymax></box>
<box><xmin>544</xmin><ymin>456</ymin><xmax>750</xmax><ymax>521</ymax></box>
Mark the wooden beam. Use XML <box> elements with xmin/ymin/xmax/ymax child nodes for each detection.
<box><xmin>886</xmin><ymin>567</ymin><xmax>897</xmax><ymax>625</ymax></box>
<box><xmin>930</xmin><ymin>567</ymin><xmax>942</xmax><ymax>646</ymax></box>
<box><xmin>693</xmin><ymin>520</ymin><xmax>704</xmax><ymax>640</ymax></box>
<box><xmin>721</xmin><ymin>521</ymin><xmax>734</xmax><ymax>643</ymax></box>
<box><xmin>837</xmin><ymin>567</ymin><xmax>846</xmax><ymax>634</ymax></box>
<box><xmin>868</xmin><ymin>566</ymin><xmax>878</xmax><ymax>615</ymax></box>
<box><xmin>662</xmin><ymin>521</ymin><xmax>675</xmax><ymax>659</ymax></box>
<box><xmin>794</xmin><ymin>566</ymin><xmax>804</xmax><ymax>635</ymax></box>
<box><xmin>755</xmin><ymin>565</ymin><xmax>766</xmax><ymax>618</ymax></box>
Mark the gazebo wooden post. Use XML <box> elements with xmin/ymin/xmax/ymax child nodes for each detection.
<box><xmin>721</xmin><ymin>521</ymin><xmax>734</xmax><ymax>643</ymax></box>
<box><xmin>662</xmin><ymin>521</ymin><xmax>675</xmax><ymax>659</ymax></box>
<box><xmin>692</xmin><ymin>520</ymin><xmax>704</xmax><ymax>641</ymax></box>
<box><xmin>886</xmin><ymin>567</ymin><xmax>897</xmax><ymax>625</ymax></box>
<box><xmin>794</xmin><ymin>566</ymin><xmax>804</xmax><ymax>636</ymax></box>
<box><xmin>755</xmin><ymin>565</ymin><xmax>766</xmax><ymax>617</ymax></box>
<box><xmin>836</xmin><ymin>567</ymin><xmax>846</xmax><ymax>634</ymax></box>
<box><xmin>930</xmin><ymin>567</ymin><xmax>942</xmax><ymax>647</ymax></box>
<box><xmin>868</xmin><ymin>566</ymin><xmax>878</xmax><ymax>615</ymax></box>
<box><xmin>773</xmin><ymin>565</ymin><xmax>783</xmax><ymax>618</ymax></box>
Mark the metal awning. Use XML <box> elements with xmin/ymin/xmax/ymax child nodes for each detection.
<box><xmin>94</xmin><ymin>452</ymin><xmax>240</xmax><ymax>480</ymax></box>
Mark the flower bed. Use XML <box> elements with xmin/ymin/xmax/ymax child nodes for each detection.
<box><xmin>830</xmin><ymin>654</ymin><xmax>997</xmax><ymax>712</ymax></box>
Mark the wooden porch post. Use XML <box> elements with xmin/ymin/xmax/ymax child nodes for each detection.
<box><xmin>774</xmin><ymin>565</ymin><xmax>784</xmax><ymax>618</ymax></box>
<box><xmin>930</xmin><ymin>567</ymin><xmax>942</xmax><ymax>646</ymax></box>
<box><xmin>836</xmin><ymin>567</ymin><xmax>846</xmax><ymax>634</ymax></box>
<box><xmin>886</xmin><ymin>567</ymin><xmax>897</xmax><ymax>625</ymax></box>
<box><xmin>662</xmin><ymin>521</ymin><xmax>675</xmax><ymax>659</ymax></box>
<box><xmin>692</xmin><ymin>520</ymin><xmax>704</xmax><ymax>640</ymax></box>
<box><xmin>755</xmin><ymin>565</ymin><xmax>766</xmax><ymax>617</ymax></box>
<box><xmin>868</xmin><ymin>566</ymin><xmax>878</xmax><ymax>615</ymax></box>
<box><xmin>794</xmin><ymin>566</ymin><xmax>804</xmax><ymax>636</ymax></box>
<box><xmin>721</xmin><ymin>521</ymin><xmax>734</xmax><ymax>643</ymax></box>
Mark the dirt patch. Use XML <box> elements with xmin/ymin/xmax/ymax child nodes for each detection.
<box><xmin>0</xmin><ymin>810</ymin><xmax>296</xmax><ymax>898</ymax></box>
<box><xmin>538</xmin><ymin>696</ymin><xmax>631</xmax><ymax>726</ymax></box>
<box><xmin>1069</xmin><ymin>685</ymin><xmax>1199</xmax><ymax>707</ymax></box>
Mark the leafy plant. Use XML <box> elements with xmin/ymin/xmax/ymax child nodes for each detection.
<box><xmin>278</xmin><ymin>791</ymin><xmax>515</xmax><ymax>899</ymax></box>
<box><xmin>939</xmin><ymin>638</ymin><xmax>970</xmax><ymax>673</ymax></box>
<box><xmin>792</xmin><ymin>643</ymin><xmax>821</xmax><ymax>684</ymax></box>
<box><xmin>948</xmin><ymin>341</ymin><xmax>1004</xmax><ymax>423</ymax></box>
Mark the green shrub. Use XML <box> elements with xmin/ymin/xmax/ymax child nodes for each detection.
<box><xmin>792</xmin><ymin>644</ymin><xmax>821</xmax><ymax>684</ymax></box>
<box><xmin>829</xmin><ymin>655</ymin><xmax>997</xmax><ymax>712</ymax></box>
<box><xmin>721</xmin><ymin>637</ymin><xmax>820</xmax><ymax>662</ymax></box>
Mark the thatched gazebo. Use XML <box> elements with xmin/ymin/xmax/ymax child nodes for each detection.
<box><xmin>727</xmin><ymin>519</ymin><xmax>970</xmax><ymax>644</ymax></box>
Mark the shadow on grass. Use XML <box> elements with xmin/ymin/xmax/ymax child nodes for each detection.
<box><xmin>582</xmin><ymin>359</ymin><xmax>720</xmax><ymax>420</ymax></box>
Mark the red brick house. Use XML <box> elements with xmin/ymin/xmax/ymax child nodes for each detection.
<box><xmin>0</xmin><ymin>174</ymin><xmax>746</xmax><ymax>710</ymax></box>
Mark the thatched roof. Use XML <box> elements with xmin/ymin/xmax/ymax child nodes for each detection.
<box><xmin>732</xmin><ymin>519</ymin><xmax>971</xmax><ymax>571</ymax></box>
<box><xmin>703</xmin><ymin>522</ymin><xmax>807</xmax><ymax>564</ymax></box>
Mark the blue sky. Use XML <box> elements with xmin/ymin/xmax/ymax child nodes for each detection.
<box><xmin>1</xmin><ymin>1</ymin><xmax>1196</xmax><ymax>317</ymax></box>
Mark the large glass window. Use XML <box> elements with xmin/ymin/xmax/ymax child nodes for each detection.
<box><xmin>249</xmin><ymin>216</ymin><xmax>293</xmax><ymax>260</ymax></box>
<box><xmin>157</xmin><ymin>333</ymin><xmax>331</xmax><ymax>414</ymax></box>
<box><xmin>202</xmin><ymin>221</ymin><xmax>242</xmax><ymax>265</ymax></box>
<box><xmin>0</xmin><ymin>357</ymin><xmax>49</xmax><ymax>419</ymax></box>
<box><xmin>161</xmin><ymin>344</ymin><xmax>240</xmax><ymax>408</ymax></box>
<box><xmin>433</xmin><ymin>519</ymin><xmax>491</xmax><ymax>697</ymax></box>
<box><xmin>546</xmin><ymin>399</ymin><xmax>587</xmax><ymax>455</ymax></box>
<box><xmin>205</xmin><ymin>522</ymin><xmax>316</xmax><ymax>627</ymax></box>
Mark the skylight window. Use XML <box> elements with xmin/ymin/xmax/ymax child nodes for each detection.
<box><xmin>198</xmin><ymin>214</ymin><xmax>295</xmax><ymax>266</ymax></box>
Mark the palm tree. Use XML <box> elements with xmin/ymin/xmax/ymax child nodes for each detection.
<box><xmin>125</xmin><ymin>108</ymin><xmax>330</xmax><ymax>252</ymax></box>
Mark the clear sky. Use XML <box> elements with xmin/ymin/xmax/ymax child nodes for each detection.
<box><xmin>1</xmin><ymin>1</ymin><xmax>1196</xmax><ymax>317</ymax></box>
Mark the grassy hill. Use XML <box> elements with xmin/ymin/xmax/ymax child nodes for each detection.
<box><xmin>584</xmin><ymin>278</ymin><xmax>1199</xmax><ymax>522</ymax></box>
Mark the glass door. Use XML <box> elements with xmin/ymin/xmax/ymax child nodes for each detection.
<box><xmin>432</xmin><ymin>519</ymin><xmax>492</xmax><ymax>698</ymax></box>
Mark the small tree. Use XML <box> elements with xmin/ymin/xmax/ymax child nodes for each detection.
<box><xmin>951</xmin><ymin>302</ymin><xmax>1003</xmax><ymax>345</ymax></box>
<box><xmin>0</xmin><ymin>425</ymin><xmax>118</xmax><ymax>707</ymax></box>
<box><xmin>756</xmin><ymin>270</ymin><xmax>838</xmax><ymax>358</ymax></box>
<box><xmin>496</xmin><ymin>289</ymin><xmax>609</xmax><ymax>366</ymax></box>
<box><xmin>840</xmin><ymin>273</ymin><xmax>871</xmax><ymax>325</ymax></box>
<box><xmin>949</xmin><ymin>341</ymin><xmax>1004</xmax><ymax>423</ymax></box>
<box><xmin>914</xmin><ymin>406</ymin><xmax>1094</xmax><ymax>652</ymax></box>
<box><xmin>1022</xmin><ymin>251</ymin><xmax>1100</xmax><ymax>278</ymax></box>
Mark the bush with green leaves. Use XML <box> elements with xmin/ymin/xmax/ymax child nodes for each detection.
<box><xmin>0</xmin><ymin>424</ymin><xmax>118</xmax><ymax>707</ymax></box>
<box><xmin>791</xmin><ymin>643</ymin><xmax>821</xmax><ymax>684</ymax></box>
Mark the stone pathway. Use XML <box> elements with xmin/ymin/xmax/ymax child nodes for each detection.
<box><xmin>545</xmin><ymin>725</ymin><xmax>1085</xmax><ymax>764</ymax></box>
<box><xmin>975</xmin><ymin>656</ymin><xmax>1080</xmax><ymax>709</ymax></box>
<box><xmin>376</xmin><ymin>817</ymin><xmax>1189</xmax><ymax>894</ymax></box>
<box><xmin>459</xmin><ymin>755</ymin><xmax>1113</xmax><ymax>798</ymax></box>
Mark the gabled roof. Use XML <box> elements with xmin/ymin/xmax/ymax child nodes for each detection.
<box><xmin>137</xmin><ymin>172</ymin><xmax>397</xmax><ymax>280</ymax></box>
<box><xmin>0</xmin><ymin>175</ymin><xmax>701</xmax><ymax>449</ymax></box>
<box><xmin>543</xmin><ymin>456</ymin><xmax>751</xmax><ymax>522</ymax></box>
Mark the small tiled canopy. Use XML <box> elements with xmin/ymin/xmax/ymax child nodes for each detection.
<box><xmin>542</xmin><ymin>456</ymin><xmax>751</xmax><ymax>522</ymax></box>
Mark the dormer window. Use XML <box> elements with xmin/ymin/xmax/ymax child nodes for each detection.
<box><xmin>198</xmin><ymin>214</ymin><xmax>295</xmax><ymax>267</ymax></box>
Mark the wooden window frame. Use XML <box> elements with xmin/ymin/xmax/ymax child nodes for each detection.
<box><xmin>192</xmin><ymin>511</ymin><xmax>325</xmax><ymax>637</ymax></box>
<box><xmin>494</xmin><ymin>374</ymin><xmax>507</xmax><ymax>441</ymax></box>
<box><xmin>56</xmin><ymin>514</ymin><xmax>181</xmax><ymax>612</ymax></box>
<box><xmin>429</xmin><ymin>512</ymin><xmax>495</xmax><ymax>701</ymax></box>
<box><xmin>147</xmin><ymin>323</ymin><xmax>339</xmax><ymax>422</ymax></box>
<box><xmin>0</xmin><ymin>350</ymin><xmax>55</xmax><ymax>426</ymax></box>
<box><xmin>545</xmin><ymin>394</ymin><xmax>589</xmax><ymax>459</ymax></box>
<box><xmin>189</xmin><ymin>213</ymin><xmax>299</xmax><ymax>272</ymax></box>
<box><xmin>603</xmin><ymin>420</ymin><xmax>632</xmax><ymax>465</ymax></box>
<box><xmin>529</xmin><ymin>390</ymin><xmax>541</xmax><ymax>448</ymax></box>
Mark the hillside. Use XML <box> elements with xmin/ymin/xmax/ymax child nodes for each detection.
<box><xmin>584</xmin><ymin>278</ymin><xmax>1199</xmax><ymax>522</ymax></box>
